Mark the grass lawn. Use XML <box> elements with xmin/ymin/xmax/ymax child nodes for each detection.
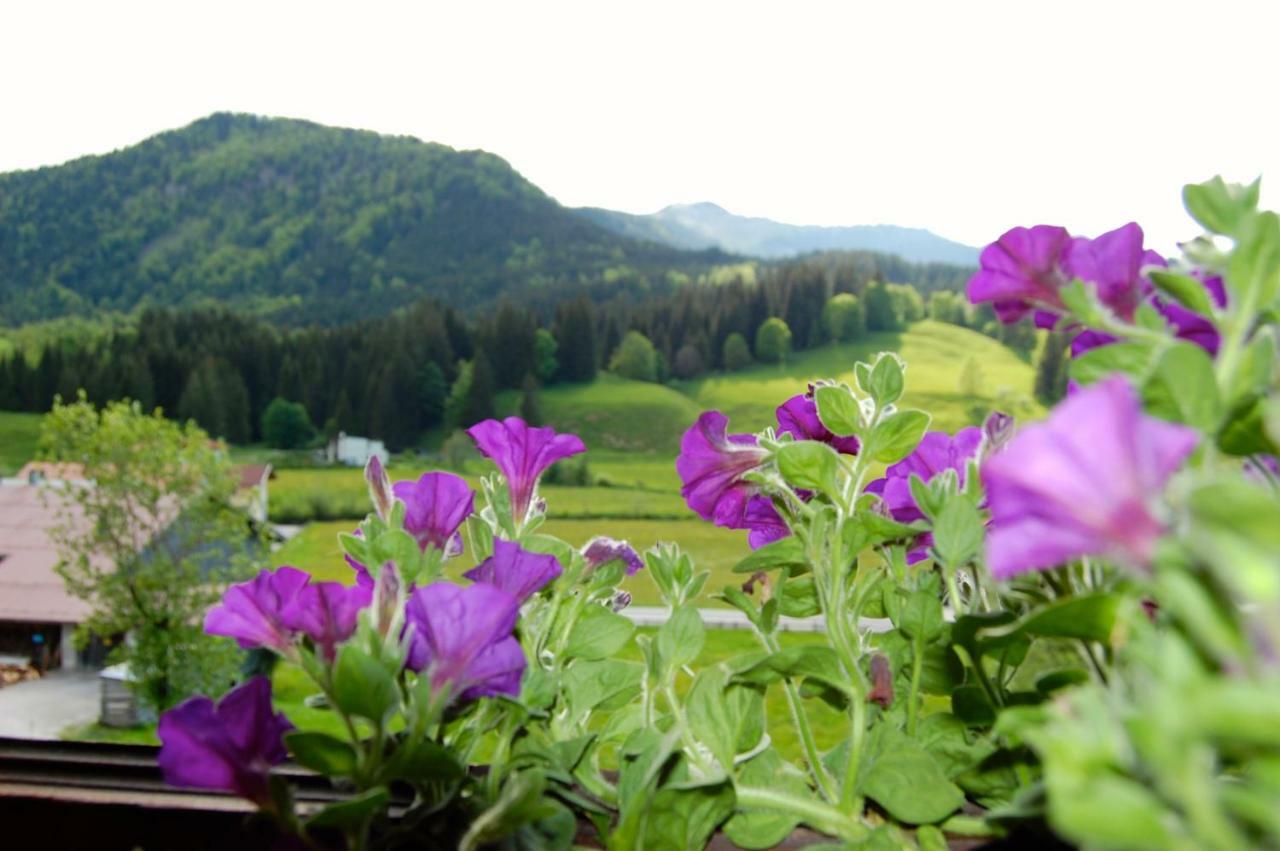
<box><xmin>0</xmin><ymin>411</ymin><xmax>43</xmax><ymax>476</ymax></box>
<box><xmin>272</xmin><ymin>516</ymin><xmax>751</xmax><ymax>607</ymax></box>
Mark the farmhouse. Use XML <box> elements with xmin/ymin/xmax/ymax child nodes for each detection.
<box><xmin>326</xmin><ymin>431</ymin><xmax>389</xmax><ymax>467</ymax></box>
<box><xmin>0</xmin><ymin>462</ymin><xmax>273</xmax><ymax>673</ymax></box>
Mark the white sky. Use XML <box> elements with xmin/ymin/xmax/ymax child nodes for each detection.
<box><xmin>2</xmin><ymin>0</ymin><xmax>1276</xmax><ymax>252</ymax></box>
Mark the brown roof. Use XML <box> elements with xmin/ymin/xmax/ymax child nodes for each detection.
<box><xmin>0</xmin><ymin>486</ymin><xmax>90</xmax><ymax>624</ymax></box>
<box><xmin>236</xmin><ymin>464</ymin><xmax>272</xmax><ymax>490</ymax></box>
<box><xmin>14</xmin><ymin>462</ymin><xmax>86</xmax><ymax>483</ymax></box>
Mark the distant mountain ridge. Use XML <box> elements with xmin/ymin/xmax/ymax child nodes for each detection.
<box><xmin>577</xmin><ymin>202</ymin><xmax>979</xmax><ymax>265</ymax></box>
<box><xmin>0</xmin><ymin>113</ymin><xmax>728</xmax><ymax>325</ymax></box>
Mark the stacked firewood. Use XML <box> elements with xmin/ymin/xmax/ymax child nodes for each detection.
<box><xmin>0</xmin><ymin>663</ymin><xmax>39</xmax><ymax>688</ymax></box>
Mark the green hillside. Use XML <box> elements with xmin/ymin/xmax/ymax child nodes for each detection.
<box><xmin>520</xmin><ymin>321</ymin><xmax>1040</xmax><ymax>455</ymax></box>
<box><xmin>0</xmin><ymin>113</ymin><xmax>727</xmax><ymax>324</ymax></box>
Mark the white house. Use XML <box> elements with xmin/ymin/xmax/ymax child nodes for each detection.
<box><xmin>326</xmin><ymin>432</ymin><xmax>389</xmax><ymax>467</ymax></box>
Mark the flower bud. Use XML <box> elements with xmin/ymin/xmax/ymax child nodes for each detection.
<box><xmin>610</xmin><ymin>591</ymin><xmax>632</xmax><ymax>613</ymax></box>
<box><xmin>364</xmin><ymin>455</ymin><xmax>393</xmax><ymax>520</ymax></box>
<box><xmin>374</xmin><ymin>561</ymin><xmax>402</xmax><ymax>639</ymax></box>
<box><xmin>981</xmin><ymin>411</ymin><xmax>1015</xmax><ymax>456</ymax></box>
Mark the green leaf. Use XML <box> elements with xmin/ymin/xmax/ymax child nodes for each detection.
<box><xmin>951</xmin><ymin>685</ymin><xmax>996</xmax><ymax>726</ymax></box>
<box><xmin>732</xmin><ymin>645</ymin><xmax>852</xmax><ymax>696</ymax></box>
<box><xmin>1148</xmin><ymin>269</ymin><xmax>1217</xmax><ymax>316</ymax></box>
<box><xmin>644</xmin><ymin>780</ymin><xmax>736</xmax><ymax>851</ymax></box>
<box><xmin>931</xmin><ymin>495</ymin><xmax>984</xmax><ymax>571</ymax></box>
<box><xmin>863</xmin><ymin>743</ymin><xmax>964</xmax><ymax>824</ymax></box>
<box><xmin>1068</xmin><ymin>341</ymin><xmax>1155</xmax><ymax>387</ymax></box>
<box><xmin>565</xmin><ymin>604</ymin><xmax>636</xmax><ymax>661</ymax></box>
<box><xmin>1227</xmin><ymin>209</ymin><xmax>1280</xmax><ymax>308</ymax></box>
<box><xmin>1218</xmin><ymin>395</ymin><xmax>1280</xmax><ymax>457</ymax></box>
<box><xmin>331</xmin><ymin>644</ymin><xmax>400</xmax><ymax>723</ymax></box>
<box><xmin>1183</xmin><ymin>175</ymin><xmax>1261</xmax><ymax>236</ymax></box>
<box><xmin>563</xmin><ymin>659</ymin><xmax>644</xmax><ymax>720</ymax></box>
<box><xmin>1142</xmin><ymin>341</ymin><xmax>1221</xmax><ymax>431</ymax></box>
<box><xmin>685</xmin><ymin>668</ymin><xmax>765</xmax><ymax>772</ymax></box>
<box><xmin>657</xmin><ymin>606</ymin><xmax>705</xmax><ymax>672</ymax></box>
<box><xmin>869</xmin><ymin>409</ymin><xmax>930</xmax><ymax>463</ymax></box>
<box><xmin>883</xmin><ymin>573</ymin><xmax>945</xmax><ymax>642</ymax></box>
<box><xmin>990</xmin><ymin>593</ymin><xmax>1127</xmax><ymax>645</ymax></box>
<box><xmin>814</xmin><ymin>384</ymin><xmax>862</xmax><ymax>436</ymax></box>
<box><xmin>284</xmin><ymin>731</ymin><xmax>357</xmax><ymax>777</ymax></box>
<box><xmin>379</xmin><ymin>737</ymin><xmax>464</xmax><ymax>784</ymax></box>
<box><xmin>777</xmin><ymin>575</ymin><xmax>820</xmax><ymax>618</ymax></box>
<box><xmin>867</xmin><ymin>353</ymin><xmax>906</xmax><ymax>407</ymax></box>
<box><xmin>460</xmin><ymin>771</ymin><xmax>563</xmax><ymax>851</ymax></box>
<box><xmin>731</xmin><ymin>535</ymin><xmax>808</xmax><ymax>575</ymax></box>
<box><xmin>723</xmin><ymin>749</ymin><xmax>810</xmax><ymax>849</ymax></box>
<box><xmin>776</xmin><ymin>440</ymin><xmax>840</xmax><ymax>499</ymax></box>
<box><xmin>306</xmin><ymin>786</ymin><xmax>390</xmax><ymax>830</ymax></box>
<box><xmin>1046</xmin><ymin>775</ymin><xmax>1179</xmax><ymax>851</ymax></box>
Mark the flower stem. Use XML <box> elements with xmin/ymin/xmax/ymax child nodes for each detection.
<box><xmin>735</xmin><ymin>785</ymin><xmax>866</xmax><ymax>841</ymax></box>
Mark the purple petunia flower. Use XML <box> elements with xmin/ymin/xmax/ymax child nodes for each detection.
<box><xmin>467</xmin><ymin>417</ymin><xmax>586</xmax><ymax>523</ymax></box>
<box><xmin>204</xmin><ymin>567</ymin><xmax>311</xmax><ymax>653</ymax></box>
<box><xmin>280</xmin><ymin>581</ymin><xmax>372</xmax><ymax>662</ymax></box>
<box><xmin>776</xmin><ymin>393</ymin><xmax>860</xmax><ymax>455</ymax></box>
<box><xmin>966</xmin><ymin>225</ymin><xmax>1074</xmax><ymax>324</ymax></box>
<box><xmin>403</xmin><ymin>582</ymin><xmax>526</xmax><ymax>703</ymax></box>
<box><xmin>982</xmin><ymin>376</ymin><xmax>1197</xmax><ymax>580</ymax></box>
<box><xmin>157</xmin><ymin>677</ymin><xmax>293</xmax><ymax>806</ymax></box>
<box><xmin>742</xmin><ymin>495</ymin><xmax>791</xmax><ymax>549</ymax></box>
<box><xmin>392</xmin><ymin>471</ymin><xmax>474</xmax><ymax>555</ymax></box>
<box><xmin>463</xmin><ymin>538</ymin><xmax>563</xmax><ymax>603</ymax></box>
<box><xmin>866</xmin><ymin>428</ymin><xmax>983</xmax><ymax>524</ymax></box>
<box><xmin>582</xmin><ymin>536</ymin><xmax>645</xmax><ymax>576</ymax></box>
<box><xmin>1061</xmin><ymin>223</ymin><xmax>1163</xmax><ymax>323</ymax></box>
<box><xmin>676</xmin><ymin>411</ymin><xmax>768</xmax><ymax>528</ymax></box>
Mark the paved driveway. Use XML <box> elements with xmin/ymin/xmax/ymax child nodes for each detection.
<box><xmin>0</xmin><ymin>670</ymin><xmax>99</xmax><ymax>739</ymax></box>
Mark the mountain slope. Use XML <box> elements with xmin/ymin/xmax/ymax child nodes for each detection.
<box><xmin>0</xmin><ymin>114</ymin><xmax>726</xmax><ymax>324</ymax></box>
<box><xmin>578</xmin><ymin>202</ymin><xmax>979</xmax><ymax>265</ymax></box>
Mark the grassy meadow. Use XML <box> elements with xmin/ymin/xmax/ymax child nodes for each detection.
<box><xmin>0</xmin><ymin>411</ymin><xmax>43</xmax><ymax>475</ymax></box>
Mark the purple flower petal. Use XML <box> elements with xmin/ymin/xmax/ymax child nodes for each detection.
<box><xmin>463</xmin><ymin>539</ymin><xmax>563</xmax><ymax>603</ymax></box>
<box><xmin>743</xmin><ymin>495</ymin><xmax>791</xmax><ymax>549</ymax></box>
<box><xmin>158</xmin><ymin>677</ymin><xmax>292</xmax><ymax>805</ymax></box>
<box><xmin>1061</xmin><ymin>223</ymin><xmax>1156</xmax><ymax>322</ymax></box>
<box><xmin>866</xmin><ymin>428</ymin><xmax>982</xmax><ymax>524</ymax></box>
<box><xmin>982</xmin><ymin>376</ymin><xmax>1197</xmax><ymax>579</ymax></box>
<box><xmin>403</xmin><ymin>582</ymin><xmax>525</xmax><ymax>703</ymax></box>
<box><xmin>676</xmin><ymin>411</ymin><xmax>767</xmax><ymax>527</ymax></box>
<box><xmin>280</xmin><ymin>581</ymin><xmax>372</xmax><ymax>662</ymax></box>
<box><xmin>966</xmin><ymin>225</ymin><xmax>1073</xmax><ymax>322</ymax></box>
<box><xmin>582</xmin><ymin>536</ymin><xmax>645</xmax><ymax>575</ymax></box>
<box><xmin>204</xmin><ymin>567</ymin><xmax>311</xmax><ymax>652</ymax></box>
<box><xmin>391</xmin><ymin>472</ymin><xmax>475</xmax><ymax>553</ymax></box>
<box><xmin>467</xmin><ymin>418</ymin><xmax>586</xmax><ymax>522</ymax></box>
<box><xmin>776</xmin><ymin>394</ymin><xmax>860</xmax><ymax>455</ymax></box>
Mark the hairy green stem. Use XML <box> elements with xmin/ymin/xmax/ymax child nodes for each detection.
<box><xmin>754</xmin><ymin>626</ymin><xmax>839</xmax><ymax>802</ymax></box>
<box><xmin>735</xmin><ymin>785</ymin><xmax>866</xmax><ymax>841</ymax></box>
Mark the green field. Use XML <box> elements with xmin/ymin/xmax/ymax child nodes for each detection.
<box><xmin>682</xmin><ymin>320</ymin><xmax>1041</xmax><ymax>438</ymax></box>
<box><xmin>0</xmin><ymin>411</ymin><xmax>43</xmax><ymax>476</ymax></box>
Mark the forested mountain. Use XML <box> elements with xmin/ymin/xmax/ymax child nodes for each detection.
<box><xmin>578</xmin><ymin>202</ymin><xmax>980</xmax><ymax>265</ymax></box>
<box><xmin>0</xmin><ymin>113</ymin><xmax>729</xmax><ymax>325</ymax></box>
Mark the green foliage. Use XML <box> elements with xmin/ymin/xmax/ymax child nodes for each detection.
<box><xmin>533</xmin><ymin>328</ymin><xmax>559</xmax><ymax>382</ymax></box>
<box><xmin>721</xmin><ymin>332</ymin><xmax>753</xmax><ymax>372</ymax></box>
<box><xmin>261</xmin><ymin>397</ymin><xmax>316</xmax><ymax>449</ymax></box>
<box><xmin>863</xmin><ymin>281</ymin><xmax>902</xmax><ymax>331</ymax></box>
<box><xmin>41</xmin><ymin>396</ymin><xmax>258</xmax><ymax>711</ymax></box>
<box><xmin>177</xmin><ymin>356</ymin><xmax>251</xmax><ymax>443</ymax></box>
<box><xmin>518</xmin><ymin>373</ymin><xmax>544</xmax><ymax>426</ymax></box>
<box><xmin>821</xmin><ymin>293</ymin><xmax>866</xmax><ymax>342</ymax></box>
<box><xmin>0</xmin><ymin>113</ymin><xmax>727</xmax><ymax>325</ymax></box>
<box><xmin>755</xmin><ymin>317</ymin><xmax>792</xmax><ymax>364</ymax></box>
<box><xmin>1033</xmin><ymin>331</ymin><xmax>1069</xmax><ymax>405</ymax></box>
<box><xmin>609</xmin><ymin>331</ymin><xmax>659</xmax><ymax>382</ymax></box>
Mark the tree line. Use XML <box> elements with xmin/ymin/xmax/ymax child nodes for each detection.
<box><xmin>0</xmin><ymin>255</ymin><xmax>1039</xmax><ymax>450</ymax></box>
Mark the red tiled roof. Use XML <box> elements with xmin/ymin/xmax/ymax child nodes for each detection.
<box><xmin>14</xmin><ymin>462</ymin><xmax>86</xmax><ymax>483</ymax></box>
<box><xmin>236</xmin><ymin>464</ymin><xmax>272</xmax><ymax>490</ymax></box>
<box><xmin>0</xmin><ymin>486</ymin><xmax>91</xmax><ymax>624</ymax></box>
